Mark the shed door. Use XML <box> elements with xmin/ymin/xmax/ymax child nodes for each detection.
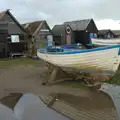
<box><xmin>47</xmin><ymin>35</ymin><xmax>53</xmax><ymax>47</ymax></box>
<box><xmin>66</xmin><ymin>35</ymin><xmax>71</xmax><ymax>45</ymax></box>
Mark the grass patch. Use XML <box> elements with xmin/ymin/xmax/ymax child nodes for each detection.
<box><xmin>0</xmin><ymin>58</ymin><xmax>42</xmax><ymax>68</ymax></box>
<box><xmin>59</xmin><ymin>80</ymin><xmax>88</xmax><ymax>89</ymax></box>
<box><xmin>105</xmin><ymin>68</ymin><xmax>120</xmax><ymax>85</ymax></box>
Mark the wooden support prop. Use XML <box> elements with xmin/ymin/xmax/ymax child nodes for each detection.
<box><xmin>43</xmin><ymin>62</ymin><xmax>75</xmax><ymax>85</ymax></box>
<box><xmin>48</xmin><ymin>67</ymin><xmax>59</xmax><ymax>84</ymax></box>
<box><xmin>44</xmin><ymin>61</ymin><xmax>100</xmax><ymax>85</ymax></box>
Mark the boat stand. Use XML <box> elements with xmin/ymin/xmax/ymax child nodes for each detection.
<box><xmin>41</xmin><ymin>62</ymin><xmax>99</xmax><ymax>86</ymax></box>
<box><xmin>42</xmin><ymin>62</ymin><xmax>75</xmax><ymax>85</ymax></box>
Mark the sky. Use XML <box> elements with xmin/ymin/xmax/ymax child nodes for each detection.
<box><xmin>0</xmin><ymin>0</ymin><xmax>120</xmax><ymax>29</ymax></box>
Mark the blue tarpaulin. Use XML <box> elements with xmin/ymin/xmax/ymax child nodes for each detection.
<box><xmin>90</xmin><ymin>33</ymin><xmax>94</xmax><ymax>39</ymax></box>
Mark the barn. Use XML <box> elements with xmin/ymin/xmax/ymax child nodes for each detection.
<box><xmin>0</xmin><ymin>9</ymin><xmax>27</xmax><ymax>58</ymax></box>
<box><xmin>52</xmin><ymin>19</ymin><xmax>98</xmax><ymax>48</ymax></box>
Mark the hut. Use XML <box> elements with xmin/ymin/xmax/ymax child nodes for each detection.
<box><xmin>97</xmin><ymin>29</ymin><xmax>114</xmax><ymax>39</ymax></box>
<box><xmin>52</xmin><ymin>19</ymin><xmax>98</xmax><ymax>48</ymax></box>
<box><xmin>23</xmin><ymin>21</ymin><xmax>53</xmax><ymax>56</ymax></box>
<box><xmin>112</xmin><ymin>30</ymin><xmax>120</xmax><ymax>38</ymax></box>
<box><xmin>52</xmin><ymin>25</ymin><xmax>66</xmax><ymax>45</ymax></box>
<box><xmin>0</xmin><ymin>9</ymin><xmax>27</xmax><ymax>58</ymax></box>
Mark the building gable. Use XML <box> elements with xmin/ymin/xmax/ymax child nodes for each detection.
<box><xmin>64</xmin><ymin>19</ymin><xmax>98</xmax><ymax>33</ymax></box>
<box><xmin>0</xmin><ymin>12</ymin><xmax>13</xmax><ymax>22</ymax></box>
<box><xmin>86</xmin><ymin>19</ymin><xmax>98</xmax><ymax>33</ymax></box>
<box><xmin>0</xmin><ymin>10</ymin><xmax>25</xmax><ymax>35</ymax></box>
<box><xmin>33</xmin><ymin>21</ymin><xmax>51</xmax><ymax>37</ymax></box>
<box><xmin>40</xmin><ymin>22</ymin><xmax>50</xmax><ymax>30</ymax></box>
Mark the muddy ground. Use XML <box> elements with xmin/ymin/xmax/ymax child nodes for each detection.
<box><xmin>0</xmin><ymin>59</ymin><xmax>91</xmax><ymax>98</ymax></box>
<box><xmin>0</xmin><ymin>58</ymin><xmax>118</xmax><ymax>119</ymax></box>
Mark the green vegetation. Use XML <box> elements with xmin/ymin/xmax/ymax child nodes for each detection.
<box><xmin>105</xmin><ymin>68</ymin><xmax>120</xmax><ymax>85</ymax></box>
<box><xmin>0</xmin><ymin>58</ymin><xmax>41</xmax><ymax>68</ymax></box>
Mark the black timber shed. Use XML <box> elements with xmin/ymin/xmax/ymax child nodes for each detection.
<box><xmin>52</xmin><ymin>19</ymin><xmax>98</xmax><ymax>48</ymax></box>
<box><xmin>0</xmin><ymin>9</ymin><xmax>27</xmax><ymax>58</ymax></box>
<box><xmin>97</xmin><ymin>29</ymin><xmax>115</xmax><ymax>39</ymax></box>
<box><xmin>112</xmin><ymin>30</ymin><xmax>120</xmax><ymax>38</ymax></box>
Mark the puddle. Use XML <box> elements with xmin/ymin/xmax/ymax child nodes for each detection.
<box><xmin>0</xmin><ymin>93</ymin><xmax>70</xmax><ymax>120</ymax></box>
<box><xmin>101</xmin><ymin>83</ymin><xmax>120</xmax><ymax>120</ymax></box>
<box><xmin>0</xmin><ymin>85</ymin><xmax>120</xmax><ymax>120</ymax></box>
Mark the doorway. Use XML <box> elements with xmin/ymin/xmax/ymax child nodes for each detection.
<box><xmin>74</xmin><ymin>31</ymin><xmax>92</xmax><ymax>48</ymax></box>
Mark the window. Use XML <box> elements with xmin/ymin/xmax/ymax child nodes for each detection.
<box><xmin>11</xmin><ymin>35</ymin><xmax>20</xmax><ymax>43</ymax></box>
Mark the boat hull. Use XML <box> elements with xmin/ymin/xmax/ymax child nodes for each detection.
<box><xmin>91</xmin><ymin>38</ymin><xmax>120</xmax><ymax>62</ymax></box>
<box><xmin>37</xmin><ymin>46</ymin><xmax>120</xmax><ymax>76</ymax></box>
<box><xmin>91</xmin><ymin>38</ymin><xmax>120</xmax><ymax>46</ymax></box>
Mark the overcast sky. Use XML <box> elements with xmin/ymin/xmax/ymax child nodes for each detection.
<box><xmin>1</xmin><ymin>0</ymin><xmax>120</xmax><ymax>29</ymax></box>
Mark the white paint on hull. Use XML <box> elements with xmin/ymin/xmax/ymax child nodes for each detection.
<box><xmin>37</xmin><ymin>47</ymin><xmax>119</xmax><ymax>75</ymax></box>
<box><xmin>91</xmin><ymin>38</ymin><xmax>120</xmax><ymax>46</ymax></box>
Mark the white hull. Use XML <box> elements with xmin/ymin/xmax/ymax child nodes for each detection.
<box><xmin>37</xmin><ymin>46</ymin><xmax>120</xmax><ymax>75</ymax></box>
<box><xmin>92</xmin><ymin>38</ymin><xmax>120</xmax><ymax>46</ymax></box>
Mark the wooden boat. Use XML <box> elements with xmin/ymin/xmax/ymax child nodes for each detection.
<box><xmin>37</xmin><ymin>45</ymin><xmax>120</xmax><ymax>76</ymax></box>
<box><xmin>91</xmin><ymin>38</ymin><xmax>120</xmax><ymax>46</ymax></box>
<box><xmin>91</xmin><ymin>38</ymin><xmax>120</xmax><ymax>62</ymax></box>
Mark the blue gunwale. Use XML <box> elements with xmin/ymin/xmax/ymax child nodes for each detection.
<box><xmin>38</xmin><ymin>45</ymin><xmax>120</xmax><ymax>55</ymax></box>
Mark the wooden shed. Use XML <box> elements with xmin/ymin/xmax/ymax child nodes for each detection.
<box><xmin>23</xmin><ymin>21</ymin><xmax>53</xmax><ymax>56</ymax></box>
<box><xmin>97</xmin><ymin>29</ymin><xmax>114</xmax><ymax>39</ymax></box>
<box><xmin>0</xmin><ymin>9</ymin><xmax>27</xmax><ymax>58</ymax></box>
<box><xmin>112</xmin><ymin>30</ymin><xmax>120</xmax><ymax>38</ymax></box>
<box><xmin>52</xmin><ymin>19</ymin><xmax>98</xmax><ymax>48</ymax></box>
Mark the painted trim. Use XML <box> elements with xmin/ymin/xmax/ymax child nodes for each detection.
<box><xmin>38</xmin><ymin>45</ymin><xmax>120</xmax><ymax>55</ymax></box>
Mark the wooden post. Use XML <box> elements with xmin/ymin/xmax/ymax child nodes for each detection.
<box><xmin>48</xmin><ymin>67</ymin><xmax>59</xmax><ymax>84</ymax></box>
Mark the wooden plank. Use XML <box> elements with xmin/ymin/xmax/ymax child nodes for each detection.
<box><xmin>48</xmin><ymin>67</ymin><xmax>59</xmax><ymax>84</ymax></box>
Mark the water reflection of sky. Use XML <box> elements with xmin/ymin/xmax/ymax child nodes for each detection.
<box><xmin>100</xmin><ymin>83</ymin><xmax>120</xmax><ymax>120</ymax></box>
<box><xmin>14</xmin><ymin>94</ymin><xmax>70</xmax><ymax>120</ymax></box>
<box><xmin>0</xmin><ymin>94</ymin><xmax>70</xmax><ymax>120</ymax></box>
